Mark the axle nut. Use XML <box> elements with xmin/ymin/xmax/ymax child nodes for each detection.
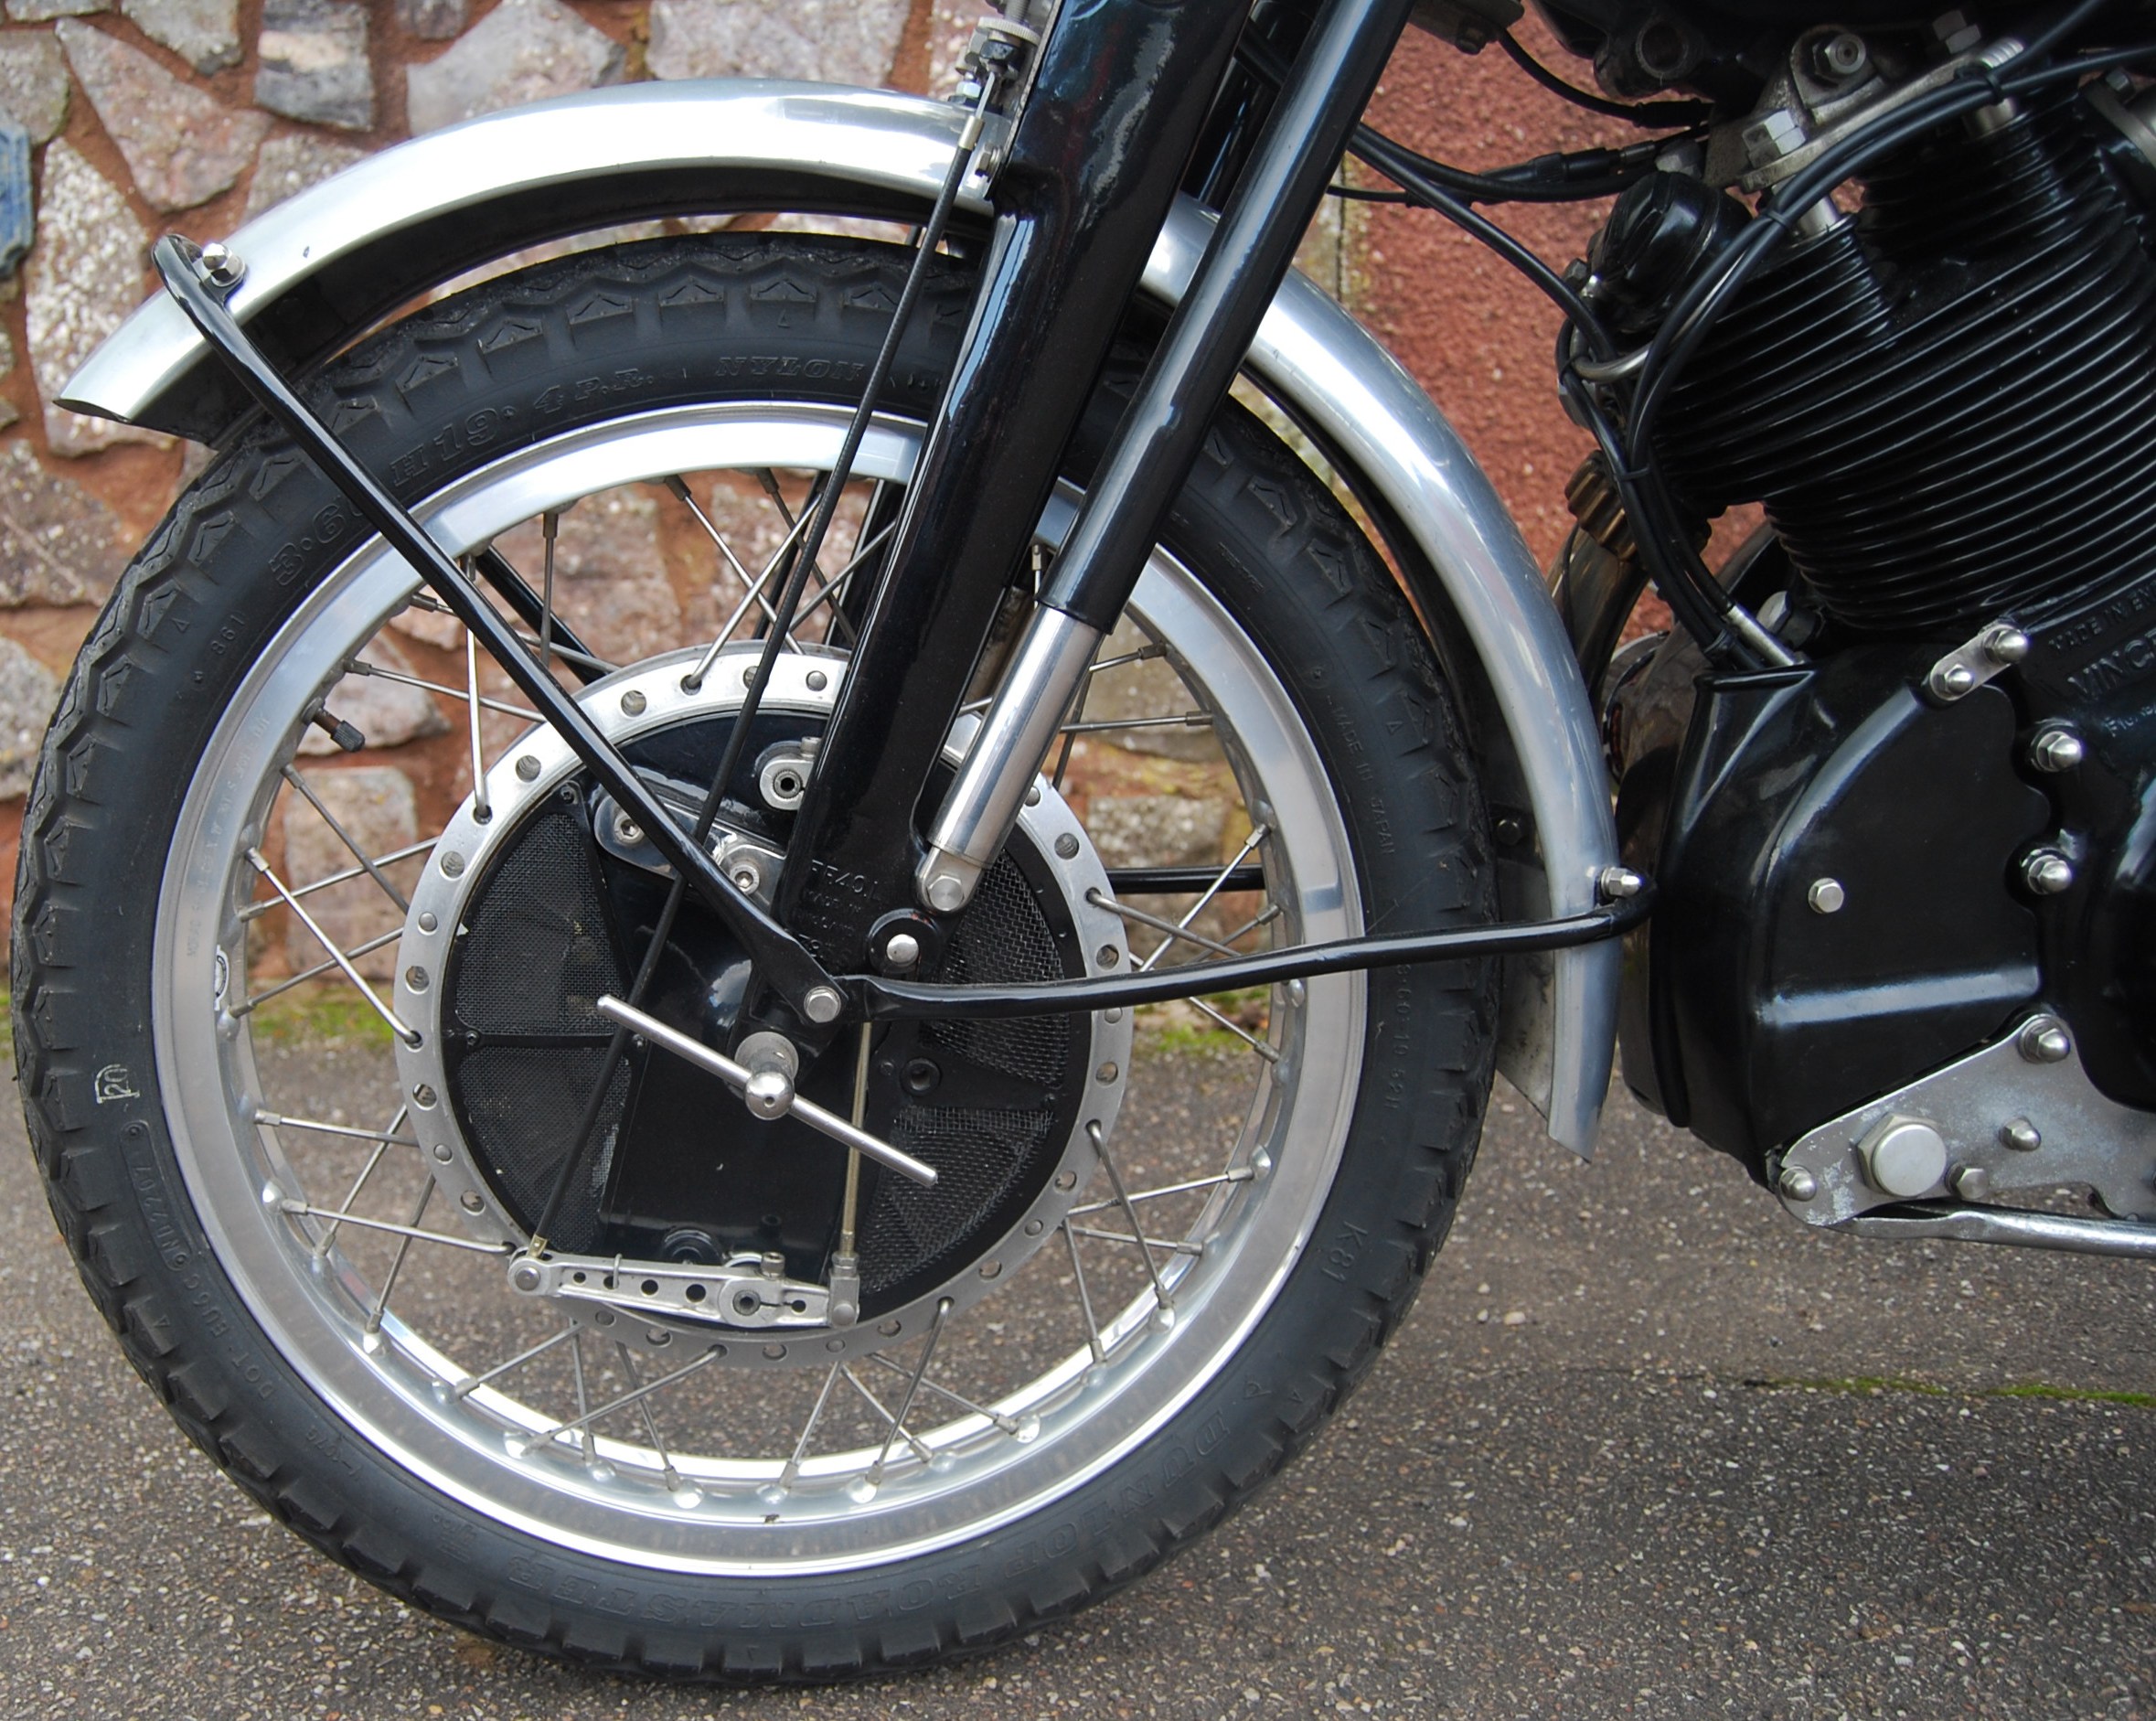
<box><xmin>1857</xmin><ymin>1115</ymin><xmax>1948</xmax><ymax>1198</ymax></box>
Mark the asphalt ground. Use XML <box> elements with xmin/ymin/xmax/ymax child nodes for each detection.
<box><xmin>5</xmin><ymin>1051</ymin><xmax>2155</xmax><ymax>1720</ymax></box>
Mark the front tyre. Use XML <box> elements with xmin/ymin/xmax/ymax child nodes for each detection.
<box><xmin>15</xmin><ymin>233</ymin><xmax>1497</xmax><ymax>1678</ymax></box>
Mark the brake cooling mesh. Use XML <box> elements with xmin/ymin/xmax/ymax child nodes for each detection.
<box><xmin>860</xmin><ymin>851</ymin><xmax>1075</xmax><ymax>1298</ymax></box>
<box><xmin>443</xmin><ymin>796</ymin><xmax>628</xmax><ymax>1252</ymax></box>
<box><xmin>438</xmin><ymin>791</ymin><xmax>1079</xmax><ymax>1288</ymax></box>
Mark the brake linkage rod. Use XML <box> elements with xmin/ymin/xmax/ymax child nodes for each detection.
<box><xmin>517</xmin><ymin>87</ymin><xmax>997</xmax><ymax>1251</ymax></box>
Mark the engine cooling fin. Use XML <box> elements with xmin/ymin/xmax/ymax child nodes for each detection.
<box><xmin>1651</xmin><ymin>91</ymin><xmax>2156</xmax><ymax>636</ymax></box>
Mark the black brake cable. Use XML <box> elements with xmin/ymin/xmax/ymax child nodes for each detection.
<box><xmin>1497</xmin><ymin>29</ymin><xmax>1714</xmax><ymax>128</ymax></box>
<box><xmin>528</xmin><ymin>96</ymin><xmax>988</xmax><ymax>1255</ymax></box>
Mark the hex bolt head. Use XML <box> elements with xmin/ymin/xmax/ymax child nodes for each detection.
<box><xmin>1598</xmin><ymin>866</ymin><xmax>1645</xmax><ymax>900</ymax></box>
<box><xmin>925</xmin><ymin>872</ymin><xmax>969</xmax><ymax>914</ymax></box>
<box><xmin>1858</xmin><ymin>1116</ymin><xmax>1948</xmax><ymax>1198</ymax></box>
<box><xmin>510</xmin><ymin>1261</ymin><xmax>545</xmax><ymax>1294</ymax></box>
<box><xmin>802</xmin><ymin>985</ymin><xmax>843</xmax><ymax>1025</ymax></box>
<box><xmin>2017</xmin><ymin>1017</ymin><xmax>2073</xmax><ymax>1064</ymax></box>
<box><xmin>1807</xmin><ymin>877</ymin><xmax>1846</xmax><ymax>914</ymax></box>
<box><xmin>2022</xmin><ymin>850</ymin><xmax>2075</xmax><ymax>895</ymax></box>
<box><xmin>1777</xmin><ymin>1164</ymin><xmax>1820</xmax><ymax>1202</ymax></box>
<box><xmin>2029</xmin><ymin>726</ymin><xmax>2085</xmax><ymax>773</ymax></box>
<box><xmin>1982</xmin><ymin>625</ymin><xmax>2031</xmax><ymax>666</ymax></box>
<box><xmin>1950</xmin><ymin>1163</ymin><xmax>1993</xmax><ymax>1201</ymax></box>
<box><xmin>1999</xmin><ymin>1117</ymin><xmax>2043</xmax><ymax>1151</ymax></box>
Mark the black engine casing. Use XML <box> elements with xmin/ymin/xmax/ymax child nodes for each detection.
<box><xmin>1616</xmin><ymin>635</ymin><xmax>2049</xmax><ymax>1177</ymax></box>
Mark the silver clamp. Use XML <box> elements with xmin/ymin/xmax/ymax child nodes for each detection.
<box><xmin>1924</xmin><ymin>620</ymin><xmax>2029</xmax><ymax>702</ymax></box>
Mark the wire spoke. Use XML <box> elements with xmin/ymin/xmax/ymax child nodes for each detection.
<box><xmin>615</xmin><ymin>1342</ymin><xmax>685</xmax><ymax>1491</ymax></box>
<box><xmin>776</xmin><ymin>1363</ymin><xmax>844</xmax><ymax>1492</ymax></box>
<box><xmin>246</xmin><ymin>850</ymin><xmax>418</xmax><ymax>1044</ymax></box>
<box><xmin>449</xmin><ymin>1325</ymin><xmax>577</xmax><ymax>1402</ymax></box>
<box><xmin>231</xmin><ymin>927</ymin><xmax>403</xmax><ymax>1016</ymax></box>
<box><xmin>1136</xmin><ymin>824</ymin><xmax>1269</xmax><ymax>976</ymax></box>
<box><xmin>862</xmin><ymin>1350</ymin><xmax>1025</xmax><ymax>1437</ymax></box>
<box><xmin>1067</xmin><ymin>1224</ymin><xmax>1205</xmax><ymax>1257</ymax></box>
<box><xmin>238</xmin><ymin>838</ymin><xmax>438</xmax><ymax>922</ymax></box>
<box><xmin>279</xmin><ymin>766</ymin><xmax>411</xmax><ymax>914</ymax></box>
<box><xmin>1087</xmin><ymin>1121</ymin><xmax>1173</xmax><ymax>1314</ymax></box>
<box><xmin>839</xmin><ymin>1365</ymin><xmax>934</xmax><ymax>1468</ymax></box>
<box><xmin>1061</xmin><ymin>711</ymin><xmax>1212</xmax><ymax>736</ymax></box>
<box><xmin>1069</xmin><ymin>1166</ymin><xmax>1254</xmax><ymax>1217</ymax></box>
<box><xmin>1062</xmin><ymin>1221</ymin><xmax>1107</xmax><ymax>1366</ymax></box>
<box><xmin>1186</xmin><ymin>994</ymin><xmax>1281</xmax><ymax>1064</ymax></box>
<box><xmin>568</xmin><ymin>1331</ymin><xmax>597</xmax><ymax>1464</ymax></box>
<box><xmin>666</xmin><ymin>475</ymin><xmax>794</xmax><ymax>639</ymax></box>
<box><xmin>274</xmin><ymin>1197</ymin><xmax>510</xmax><ymax>1256</ymax></box>
<box><xmin>960</xmin><ymin>643</ymin><xmax>1169</xmax><ymax>717</ymax></box>
<box><xmin>255</xmin><ymin>1109</ymin><xmax>419</xmax><ymax>1149</ymax></box>
<box><xmin>402</xmin><ymin>591</ymin><xmax>617</xmax><ymax>676</ymax></box>
<box><xmin>516</xmin><ymin>1347</ymin><xmax>722</xmax><ymax>1451</ymax></box>
<box><xmin>789</xmin><ymin>517</ymin><xmax>897</xmax><ymax>630</ymax></box>
<box><xmin>347</xmin><ymin>659</ymin><xmax>539</xmax><ymax>723</ymax></box>
<box><xmin>364</xmin><ymin>1176</ymin><xmax>435</xmax><ymax>1336</ymax></box>
<box><xmin>1086</xmin><ymin>890</ymin><xmax>1240</xmax><ymax>958</ymax></box>
<box><xmin>294</xmin><ymin>1103</ymin><xmax>400</xmax><ymax>1262</ymax></box>
<box><xmin>865</xmin><ymin>1298</ymin><xmax>952</xmax><ymax>1487</ymax></box>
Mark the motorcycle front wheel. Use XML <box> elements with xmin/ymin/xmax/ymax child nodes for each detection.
<box><xmin>15</xmin><ymin>231</ymin><xmax>1497</xmax><ymax>1679</ymax></box>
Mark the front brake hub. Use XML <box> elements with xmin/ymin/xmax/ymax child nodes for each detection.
<box><xmin>395</xmin><ymin>644</ymin><xmax>1131</xmax><ymax>1365</ymax></box>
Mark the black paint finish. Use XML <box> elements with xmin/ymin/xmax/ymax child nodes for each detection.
<box><xmin>1618</xmin><ymin>649</ymin><xmax>2048</xmax><ymax>1177</ymax></box>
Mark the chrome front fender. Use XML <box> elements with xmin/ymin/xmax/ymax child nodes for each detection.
<box><xmin>62</xmin><ymin>80</ymin><xmax>1619</xmax><ymax>1153</ymax></box>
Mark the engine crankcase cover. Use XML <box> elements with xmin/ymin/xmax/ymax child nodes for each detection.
<box><xmin>1614</xmin><ymin>636</ymin><xmax>2048</xmax><ymax>1176</ymax></box>
<box><xmin>393</xmin><ymin>645</ymin><xmax>1132</xmax><ymax>1366</ymax></box>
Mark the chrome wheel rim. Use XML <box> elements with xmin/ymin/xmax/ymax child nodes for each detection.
<box><xmin>155</xmin><ymin>401</ymin><xmax>1365</xmax><ymax>1574</ymax></box>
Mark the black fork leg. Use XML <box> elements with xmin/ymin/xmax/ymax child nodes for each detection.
<box><xmin>771</xmin><ymin>0</ymin><xmax>1254</xmax><ymax>969</ymax></box>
